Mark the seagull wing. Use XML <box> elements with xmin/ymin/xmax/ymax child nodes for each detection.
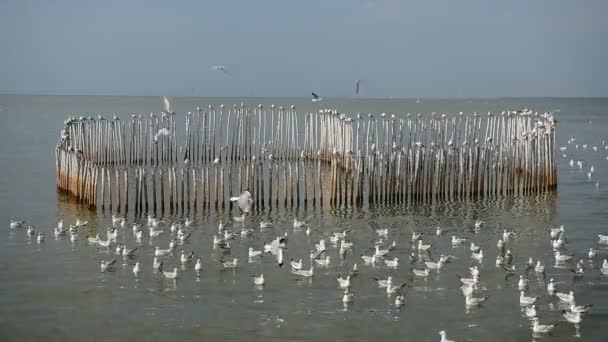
<box><xmin>312</xmin><ymin>92</ymin><xmax>319</xmax><ymax>99</ymax></box>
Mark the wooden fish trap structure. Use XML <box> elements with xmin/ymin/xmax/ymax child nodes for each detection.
<box><xmin>55</xmin><ymin>106</ymin><xmax>557</xmax><ymax>215</ymax></box>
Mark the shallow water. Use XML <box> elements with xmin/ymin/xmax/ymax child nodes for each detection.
<box><xmin>1</xmin><ymin>95</ymin><xmax>608</xmax><ymax>341</ymax></box>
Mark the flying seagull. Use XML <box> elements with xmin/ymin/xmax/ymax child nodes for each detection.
<box><xmin>162</xmin><ymin>96</ymin><xmax>175</xmax><ymax>114</ymax></box>
<box><xmin>211</xmin><ymin>65</ymin><xmax>231</xmax><ymax>77</ymax></box>
<box><xmin>355</xmin><ymin>80</ymin><xmax>360</xmax><ymax>95</ymax></box>
<box><xmin>311</xmin><ymin>92</ymin><xmax>323</xmax><ymax>102</ymax></box>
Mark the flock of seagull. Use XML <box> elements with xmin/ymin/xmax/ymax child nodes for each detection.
<box><xmin>9</xmin><ymin>188</ymin><xmax>608</xmax><ymax>341</ymax></box>
<box><xmin>8</xmin><ymin>133</ymin><xmax>608</xmax><ymax>341</ymax></box>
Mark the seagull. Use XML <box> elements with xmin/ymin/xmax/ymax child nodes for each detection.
<box><xmin>525</xmin><ymin>305</ymin><xmax>537</xmax><ymax>318</ymax></box>
<box><xmin>355</xmin><ymin>79</ymin><xmax>360</xmax><ymax>95</ymax></box>
<box><xmin>552</xmin><ymin>237</ymin><xmax>565</xmax><ymax>250</ymax></box>
<box><xmin>315</xmin><ymin>239</ymin><xmax>326</xmax><ymax>253</ymax></box>
<box><xmin>496</xmin><ymin>255</ymin><xmax>504</xmax><ymax>267</ymax></box>
<box><xmin>292</xmin><ymin>266</ymin><xmax>314</xmax><ymax>278</ymax></box>
<box><xmin>342</xmin><ymin>287</ymin><xmax>354</xmax><ymax>303</ymax></box>
<box><xmin>194</xmin><ymin>257</ymin><xmax>202</xmax><ymax>273</ymax></box>
<box><xmin>337</xmin><ymin>275</ymin><xmax>351</xmax><ymax>289</ymax></box>
<box><xmin>9</xmin><ymin>220</ymin><xmax>25</xmax><ymax>229</ymax></box>
<box><xmin>373</xmin><ymin>276</ymin><xmax>393</xmax><ymax>288</ymax></box>
<box><xmin>74</xmin><ymin>219</ymin><xmax>88</xmax><ymax>227</ymax></box>
<box><xmin>520</xmin><ymin>291</ymin><xmax>537</xmax><ymax>305</ymax></box>
<box><xmin>221</xmin><ymin>258</ymin><xmax>238</xmax><ymax>269</ymax></box>
<box><xmin>535</xmin><ymin>261</ymin><xmax>545</xmax><ymax>273</ymax></box>
<box><xmin>122</xmin><ymin>246</ymin><xmax>137</xmax><ymax>259</ymax></box>
<box><xmin>154</xmin><ymin>246</ymin><xmax>172</xmax><ymax>257</ymax></box>
<box><xmin>162</xmin><ymin>268</ymin><xmax>179</xmax><ymax>280</ymax></box>
<box><xmin>588</xmin><ymin>248</ymin><xmax>597</xmax><ymax>259</ymax></box>
<box><xmin>411</xmin><ymin>231</ymin><xmax>422</xmax><ymax>241</ymax></box>
<box><xmin>474</xmin><ymin>220</ymin><xmax>484</xmax><ymax>229</ymax></box>
<box><xmin>554</xmin><ymin>251</ymin><xmax>572</xmax><ymax>263</ymax></box>
<box><xmin>386</xmin><ymin>282</ymin><xmax>407</xmax><ymax>294</ymax></box>
<box><xmin>36</xmin><ymin>232</ymin><xmax>44</xmax><ymax>243</ymax></box>
<box><xmin>26</xmin><ymin>225</ymin><xmax>35</xmax><ymax>237</ymax></box>
<box><xmin>562</xmin><ymin>310</ymin><xmax>583</xmax><ymax>324</ymax></box>
<box><xmin>569</xmin><ymin>303</ymin><xmax>593</xmax><ymax>314</ymax></box>
<box><xmin>290</xmin><ymin>259</ymin><xmax>303</xmax><ymax>270</ymax></box>
<box><xmin>180</xmin><ymin>251</ymin><xmax>194</xmax><ymax>264</ymax></box>
<box><xmin>471</xmin><ymin>249</ymin><xmax>484</xmax><ymax>262</ymax></box>
<box><xmin>133</xmin><ymin>262</ymin><xmax>140</xmax><ymax>277</ymax></box>
<box><xmin>417</xmin><ymin>240</ymin><xmax>432</xmax><ymax>251</ymax></box>
<box><xmin>436</xmin><ymin>227</ymin><xmax>443</xmax><ymax>236</ymax></box>
<box><xmin>383</xmin><ymin>257</ymin><xmax>399</xmax><ymax>268</ymax></box>
<box><xmin>458</xmin><ymin>274</ymin><xmax>479</xmax><ymax>286</ymax></box>
<box><xmin>293</xmin><ymin>218</ymin><xmax>306</xmax><ymax>228</ymax></box>
<box><xmin>547</xmin><ymin>278</ymin><xmax>556</xmax><ymax>294</ymax></box>
<box><xmin>314</xmin><ymin>256</ymin><xmax>330</xmax><ymax>267</ymax></box>
<box><xmin>100</xmin><ymin>259</ymin><xmax>117</xmax><ymax>272</ymax></box>
<box><xmin>518</xmin><ymin>275</ymin><xmax>529</xmax><ymax>290</ymax></box>
<box><xmin>153</xmin><ymin>257</ymin><xmax>162</xmax><ymax>271</ymax></box>
<box><xmin>598</xmin><ymin>234</ymin><xmax>608</xmax><ymax>243</ymax></box>
<box><xmin>210</xmin><ymin>65</ymin><xmax>231</xmax><ymax>77</ymax></box>
<box><xmin>276</xmin><ymin>248</ymin><xmax>284</xmax><ymax>267</ymax></box>
<box><xmin>502</xmin><ymin>229</ymin><xmax>514</xmax><ymax>241</ymax></box>
<box><xmin>556</xmin><ymin>290</ymin><xmax>575</xmax><ymax>303</ymax></box>
<box><xmin>395</xmin><ymin>294</ymin><xmax>405</xmax><ymax>307</ymax></box>
<box><xmin>413</xmin><ymin>268</ymin><xmax>430</xmax><ymax>277</ymax></box>
<box><xmin>111</xmin><ymin>214</ymin><xmax>123</xmax><ymax>226</ymax></box>
<box><xmin>531</xmin><ymin>317</ymin><xmax>559</xmax><ymax>334</ymax></box>
<box><xmin>470</xmin><ymin>242</ymin><xmax>481</xmax><ymax>253</ymax></box>
<box><xmin>311</xmin><ymin>92</ymin><xmax>323</xmax><ymax>102</ymax></box>
<box><xmin>248</xmin><ymin>247</ymin><xmax>263</xmax><ymax>259</ymax></box>
<box><xmin>439</xmin><ymin>330</ymin><xmax>455</xmax><ymax>342</ymax></box>
<box><xmin>361</xmin><ymin>254</ymin><xmax>377</xmax><ymax>264</ymax></box>
<box><xmin>469</xmin><ymin>266</ymin><xmax>480</xmax><ymax>278</ymax></box>
<box><xmin>375</xmin><ymin>245</ymin><xmax>391</xmax><ymax>257</ymax></box>
<box><xmin>231</xmin><ymin>190</ymin><xmax>253</xmax><ymax>213</ymax></box>
<box><xmin>253</xmin><ymin>274</ymin><xmax>265</xmax><ymax>286</ymax></box>
<box><xmin>465</xmin><ymin>293</ymin><xmax>488</xmax><ymax>306</ymax></box>
<box><xmin>425</xmin><ymin>258</ymin><xmax>444</xmax><ymax>270</ymax></box>
<box><xmin>149</xmin><ymin>227</ymin><xmax>164</xmax><ymax>238</ymax></box>
<box><xmin>178</xmin><ymin>231</ymin><xmax>191</xmax><ymax>244</ymax></box>
<box><xmin>260</xmin><ymin>221</ymin><xmax>272</xmax><ymax>229</ymax></box>
<box><xmin>550</xmin><ymin>225</ymin><xmax>564</xmax><ymax>239</ymax></box>
<box><xmin>451</xmin><ymin>236</ymin><xmax>467</xmax><ymax>246</ymax></box>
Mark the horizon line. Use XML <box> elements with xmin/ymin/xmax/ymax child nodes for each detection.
<box><xmin>1</xmin><ymin>93</ymin><xmax>608</xmax><ymax>100</ymax></box>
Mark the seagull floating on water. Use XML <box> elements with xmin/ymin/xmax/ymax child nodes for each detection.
<box><xmin>162</xmin><ymin>267</ymin><xmax>178</xmax><ymax>280</ymax></box>
<box><xmin>100</xmin><ymin>259</ymin><xmax>117</xmax><ymax>272</ymax></box>
<box><xmin>439</xmin><ymin>330</ymin><xmax>455</xmax><ymax>342</ymax></box>
<box><xmin>9</xmin><ymin>220</ymin><xmax>25</xmax><ymax>229</ymax></box>
<box><xmin>253</xmin><ymin>274</ymin><xmax>265</xmax><ymax>286</ymax></box>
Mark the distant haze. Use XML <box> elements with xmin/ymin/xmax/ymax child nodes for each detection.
<box><xmin>1</xmin><ymin>0</ymin><xmax>607</xmax><ymax>98</ymax></box>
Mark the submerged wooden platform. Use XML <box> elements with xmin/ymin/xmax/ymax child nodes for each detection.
<box><xmin>55</xmin><ymin>106</ymin><xmax>557</xmax><ymax>214</ymax></box>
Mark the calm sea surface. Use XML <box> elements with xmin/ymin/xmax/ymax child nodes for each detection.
<box><xmin>1</xmin><ymin>95</ymin><xmax>607</xmax><ymax>341</ymax></box>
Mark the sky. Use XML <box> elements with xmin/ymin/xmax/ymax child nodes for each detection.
<box><xmin>1</xmin><ymin>0</ymin><xmax>607</xmax><ymax>98</ymax></box>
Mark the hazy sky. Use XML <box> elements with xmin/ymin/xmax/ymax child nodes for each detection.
<box><xmin>1</xmin><ymin>0</ymin><xmax>607</xmax><ymax>98</ymax></box>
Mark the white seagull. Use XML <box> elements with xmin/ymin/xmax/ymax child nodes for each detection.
<box><xmin>520</xmin><ymin>291</ymin><xmax>536</xmax><ymax>305</ymax></box>
<box><xmin>163</xmin><ymin>268</ymin><xmax>178</xmax><ymax>280</ymax></box>
<box><xmin>253</xmin><ymin>274</ymin><xmax>265</xmax><ymax>286</ymax></box>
